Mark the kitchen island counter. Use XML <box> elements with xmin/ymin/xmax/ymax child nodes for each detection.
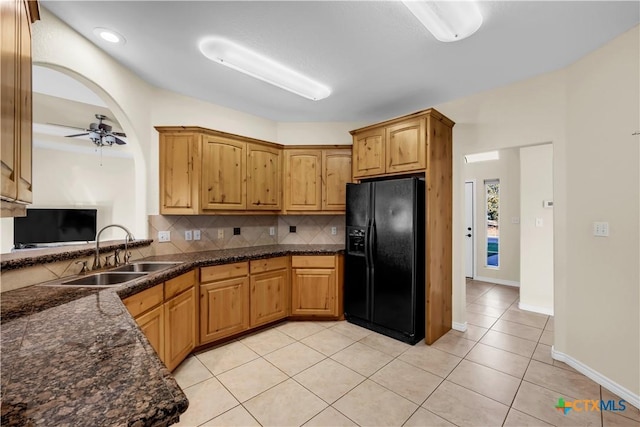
<box><xmin>0</xmin><ymin>244</ymin><xmax>344</xmax><ymax>426</ymax></box>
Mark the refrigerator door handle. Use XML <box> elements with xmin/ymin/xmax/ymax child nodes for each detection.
<box><xmin>368</xmin><ymin>219</ymin><xmax>376</xmax><ymax>263</ymax></box>
<box><xmin>364</xmin><ymin>218</ymin><xmax>372</xmax><ymax>268</ymax></box>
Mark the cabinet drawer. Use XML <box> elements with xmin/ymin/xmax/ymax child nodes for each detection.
<box><xmin>123</xmin><ymin>284</ymin><xmax>164</xmax><ymax>318</ymax></box>
<box><xmin>201</xmin><ymin>262</ymin><xmax>249</xmax><ymax>282</ymax></box>
<box><xmin>291</xmin><ymin>255</ymin><xmax>335</xmax><ymax>268</ymax></box>
<box><xmin>250</xmin><ymin>256</ymin><xmax>288</xmax><ymax>274</ymax></box>
<box><xmin>165</xmin><ymin>270</ymin><xmax>197</xmax><ymax>300</ymax></box>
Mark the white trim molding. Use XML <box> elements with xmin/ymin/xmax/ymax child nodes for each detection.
<box><xmin>452</xmin><ymin>322</ymin><xmax>468</xmax><ymax>332</ymax></box>
<box><xmin>474</xmin><ymin>276</ymin><xmax>520</xmax><ymax>287</ymax></box>
<box><xmin>552</xmin><ymin>346</ymin><xmax>640</xmax><ymax>410</ymax></box>
<box><xmin>518</xmin><ymin>302</ymin><xmax>554</xmax><ymax>316</ymax></box>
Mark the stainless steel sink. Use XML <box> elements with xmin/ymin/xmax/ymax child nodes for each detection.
<box><xmin>111</xmin><ymin>262</ymin><xmax>182</xmax><ymax>273</ymax></box>
<box><xmin>62</xmin><ymin>272</ymin><xmax>148</xmax><ymax>287</ymax></box>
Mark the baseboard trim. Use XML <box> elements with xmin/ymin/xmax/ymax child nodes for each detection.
<box><xmin>473</xmin><ymin>276</ymin><xmax>520</xmax><ymax>287</ymax></box>
<box><xmin>452</xmin><ymin>322</ymin><xmax>467</xmax><ymax>332</ymax></box>
<box><xmin>518</xmin><ymin>302</ymin><xmax>554</xmax><ymax>316</ymax></box>
<box><xmin>552</xmin><ymin>346</ymin><xmax>640</xmax><ymax>410</ymax></box>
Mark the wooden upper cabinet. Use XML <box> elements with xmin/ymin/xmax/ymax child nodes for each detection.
<box><xmin>352</xmin><ymin>129</ymin><xmax>385</xmax><ymax>178</ymax></box>
<box><xmin>159</xmin><ymin>133</ymin><xmax>200</xmax><ymax>214</ymax></box>
<box><xmin>1</xmin><ymin>0</ymin><xmax>38</xmax><ymax>210</ymax></box>
<box><xmin>284</xmin><ymin>150</ymin><xmax>322</xmax><ymax>211</ymax></box>
<box><xmin>322</xmin><ymin>150</ymin><xmax>351</xmax><ymax>211</ymax></box>
<box><xmin>386</xmin><ymin>118</ymin><xmax>425</xmax><ymax>174</ymax></box>
<box><xmin>247</xmin><ymin>143</ymin><xmax>281</xmax><ymax>210</ymax></box>
<box><xmin>201</xmin><ymin>136</ymin><xmax>246</xmax><ymax>210</ymax></box>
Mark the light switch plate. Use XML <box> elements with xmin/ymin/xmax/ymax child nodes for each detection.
<box><xmin>193</xmin><ymin>230</ymin><xmax>201</xmax><ymax>240</ymax></box>
<box><xmin>535</xmin><ymin>218</ymin><xmax>544</xmax><ymax>227</ymax></box>
<box><xmin>185</xmin><ymin>230</ymin><xmax>193</xmax><ymax>241</ymax></box>
<box><xmin>217</xmin><ymin>229</ymin><xmax>224</xmax><ymax>239</ymax></box>
<box><xmin>269</xmin><ymin>226</ymin><xmax>276</xmax><ymax>236</ymax></box>
<box><xmin>158</xmin><ymin>231</ymin><xmax>170</xmax><ymax>242</ymax></box>
<box><xmin>593</xmin><ymin>221</ymin><xmax>609</xmax><ymax>237</ymax></box>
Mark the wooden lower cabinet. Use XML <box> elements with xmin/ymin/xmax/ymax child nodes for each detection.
<box><xmin>164</xmin><ymin>286</ymin><xmax>197</xmax><ymax>371</ymax></box>
<box><xmin>199</xmin><ymin>276</ymin><xmax>249</xmax><ymax>344</ymax></box>
<box><xmin>250</xmin><ymin>268</ymin><xmax>288</xmax><ymax>327</ymax></box>
<box><xmin>291</xmin><ymin>255</ymin><xmax>342</xmax><ymax>318</ymax></box>
<box><xmin>135</xmin><ymin>305</ymin><xmax>165</xmax><ymax>360</ymax></box>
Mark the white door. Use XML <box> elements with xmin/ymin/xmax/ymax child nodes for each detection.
<box><xmin>465</xmin><ymin>181</ymin><xmax>475</xmax><ymax>278</ymax></box>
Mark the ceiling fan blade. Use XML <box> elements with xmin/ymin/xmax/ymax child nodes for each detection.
<box><xmin>114</xmin><ymin>137</ymin><xmax>127</xmax><ymax>145</ymax></box>
<box><xmin>65</xmin><ymin>132</ymin><xmax>90</xmax><ymax>138</ymax></box>
<box><xmin>46</xmin><ymin>122</ymin><xmax>87</xmax><ymax>131</ymax></box>
<box><xmin>112</xmin><ymin>131</ymin><xmax>127</xmax><ymax>137</ymax></box>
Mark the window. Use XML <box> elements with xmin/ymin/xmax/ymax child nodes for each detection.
<box><xmin>485</xmin><ymin>179</ymin><xmax>499</xmax><ymax>267</ymax></box>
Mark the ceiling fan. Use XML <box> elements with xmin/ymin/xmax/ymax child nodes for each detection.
<box><xmin>53</xmin><ymin>114</ymin><xmax>127</xmax><ymax>147</ymax></box>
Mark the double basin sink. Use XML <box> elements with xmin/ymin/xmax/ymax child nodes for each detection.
<box><xmin>60</xmin><ymin>262</ymin><xmax>182</xmax><ymax>287</ymax></box>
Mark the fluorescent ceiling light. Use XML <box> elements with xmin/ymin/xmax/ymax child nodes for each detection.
<box><xmin>465</xmin><ymin>151</ymin><xmax>499</xmax><ymax>163</ymax></box>
<box><xmin>199</xmin><ymin>37</ymin><xmax>331</xmax><ymax>101</ymax></box>
<box><xmin>402</xmin><ymin>1</ymin><xmax>483</xmax><ymax>42</ymax></box>
<box><xmin>93</xmin><ymin>27</ymin><xmax>126</xmax><ymax>45</ymax></box>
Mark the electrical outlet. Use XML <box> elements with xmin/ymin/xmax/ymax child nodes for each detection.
<box><xmin>158</xmin><ymin>231</ymin><xmax>171</xmax><ymax>242</ymax></box>
<box><xmin>185</xmin><ymin>230</ymin><xmax>193</xmax><ymax>241</ymax></box>
<box><xmin>331</xmin><ymin>227</ymin><xmax>337</xmax><ymax>235</ymax></box>
<box><xmin>535</xmin><ymin>218</ymin><xmax>544</xmax><ymax>227</ymax></box>
<box><xmin>269</xmin><ymin>226</ymin><xmax>276</xmax><ymax>236</ymax></box>
<box><xmin>193</xmin><ymin>230</ymin><xmax>201</xmax><ymax>240</ymax></box>
<box><xmin>233</xmin><ymin>227</ymin><xmax>241</xmax><ymax>235</ymax></box>
<box><xmin>217</xmin><ymin>229</ymin><xmax>224</xmax><ymax>239</ymax></box>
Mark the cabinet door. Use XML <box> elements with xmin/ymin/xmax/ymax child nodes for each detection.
<box><xmin>159</xmin><ymin>133</ymin><xmax>200</xmax><ymax>214</ymax></box>
<box><xmin>284</xmin><ymin>150</ymin><xmax>322</xmax><ymax>211</ymax></box>
<box><xmin>200</xmin><ymin>276</ymin><xmax>249</xmax><ymax>344</ymax></box>
<box><xmin>135</xmin><ymin>305</ymin><xmax>165</xmax><ymax>363</ymax></box>
<box><xmin>385</xmin><ymin>118</ymin><xmax>426</xmax><ymax>173</ymax></box>
<box><xmin>1</xmin><ymin>0</ymin><xmax>19</xmax><ymax>201</ymax></box>
<box><xmin>291</xmin><ymin>268</ymin><xmax>336</xmax><ymax>317</ymax></box>
<box><xmin>322</xmin><ymin>150</ymin><xmax>351</xmax><ymax>211</ymax></box>
<box><xmin>247</xmin><ymin>143</ymin><xmax>281</xmax><ymax>210</ymax></box>
<box><xmin>352</xmin><ymin>129</ymin><xmax>385</xmax><ymax>178</ymax></box>
<box><xmin>250</xmin><ymin>269</ymin><xmax>288</xmax><ymax>327</ymax></box>
<box><xmin>164</xmin><ymin>287</ymin><xmax>196</xmax><ymax>371</ymax></box>
<box><xmin>16</xmin><ymin>0</ymin><xmax>32</xmax><ymax>203</ymax></box>
<box><xmin>202</xmin><ymin>136</ymin><xmax>246</xmax><ymax>210</ymax></box>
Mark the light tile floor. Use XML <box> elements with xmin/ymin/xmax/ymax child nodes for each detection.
<box><xmin>173</xmin><ymin>280</ymin><xmax>640</xmax><ymax>426</ymax></box>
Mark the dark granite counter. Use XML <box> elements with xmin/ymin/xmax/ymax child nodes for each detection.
<box><xmin>1</xmin><ymin>239</ymin><xmax>154</xmax><ymax>271</ymax></box>
<box><xmin>0</xmin><ymin>244</ymin><xmax>344</xmax><ymax>426</ymax></box>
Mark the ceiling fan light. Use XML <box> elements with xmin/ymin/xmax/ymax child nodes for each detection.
<box><xmin>104</xmin><ymin>135</ymin><xmax>116</xmax><ymax>146</ymax></box>
<box><xmin>93</xmin><ymin>27</ymin><xmax>126</xmax><ymax>45</ymax></box>
<box><xmin>199</xmin><ymin>37</ymin><xmax>331</xmax><ymax>101</ymax></box>
<box><xmin>402</xmin><ymin>0</ymin><xmax>483</xmax><ymax>42</ymax></box>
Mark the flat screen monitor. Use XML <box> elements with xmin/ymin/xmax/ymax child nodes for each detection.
<box><xmin>13</xmin><ymin>208</ymin><xmax>97</xmax><ymax>249</ymax></box>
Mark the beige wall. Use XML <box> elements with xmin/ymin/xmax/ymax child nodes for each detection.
<box><xmin>464</xmin><ymin>148</ymin><xmax>520</xmax><ymax>284</ymax></box>
<box><xmin>561</xmin><ymin>26</ymin><xmax>639</xmax><ymax>397</ymax></box>
<box><xmin>438</xmin><ymin>26</ymin><xmax>639</xmax><ymax>399</ymax></box>
<box><xmin>519</xmin><ymin>144</ymin><xmax>554</xmax><ymax>314</ymax></box>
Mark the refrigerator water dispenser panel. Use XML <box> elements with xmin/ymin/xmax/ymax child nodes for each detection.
<box><xmin>347</xmin><ymin>227</ymin><xmax>366</xmax><ymax>256</ymax></box>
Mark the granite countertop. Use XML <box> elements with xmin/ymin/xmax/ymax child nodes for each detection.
<box><xmin>0</xmin><ymin>244</ymin><xmax>344</xmax><ymax>426</ymax></box>
<box><xmin>0</xmin><ymin>239</ymin><xmax>155</xmax><ymax>271</ymax></box>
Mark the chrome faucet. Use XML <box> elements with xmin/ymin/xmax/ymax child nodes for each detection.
<box><xmin>93</xmin><ymin>224</ymin><xmax>135</xmax><ymax>270</ymax></box>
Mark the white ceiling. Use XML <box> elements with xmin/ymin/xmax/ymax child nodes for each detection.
<box><xmin>41</xmin><ymin>1</ymin><xmax>639</xmax><ymax>123</ymax></box>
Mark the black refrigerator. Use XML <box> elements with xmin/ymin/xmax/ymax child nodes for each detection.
<box><xmin>344</xmin><ymin>177</ymin><xmax>425</xmax><ymax>344</ymax></box>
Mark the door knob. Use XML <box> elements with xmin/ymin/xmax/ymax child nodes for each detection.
<box><xmin>466</xmin><ymin>234</ymin><xmax>472</xmax><ymax>237</ymax></box>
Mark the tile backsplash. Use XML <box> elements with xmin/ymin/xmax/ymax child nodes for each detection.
<box><xmin>148</xmin><ymin>214</ymin><xmax>345</xmax><ymax>256</ymax></box>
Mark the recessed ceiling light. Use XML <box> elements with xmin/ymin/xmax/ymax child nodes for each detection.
<box><xmin>199</xmin><ymin>37</ymin><xmax>331</xmax><ymax>101</ymax></box>
<box><xmin>402</xmin><ymin>0</ymin><xmax>483</xmax><ymax>42</ymax></box>
<box><xmin>465</xmin><ymin>151</ymin><xmax>500</xmax><ymax>163</ymax></box>
<box><xmin>93</xmin><ymin>27</ymin><xmax>126</xmax><ymax>45</ymax></box>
